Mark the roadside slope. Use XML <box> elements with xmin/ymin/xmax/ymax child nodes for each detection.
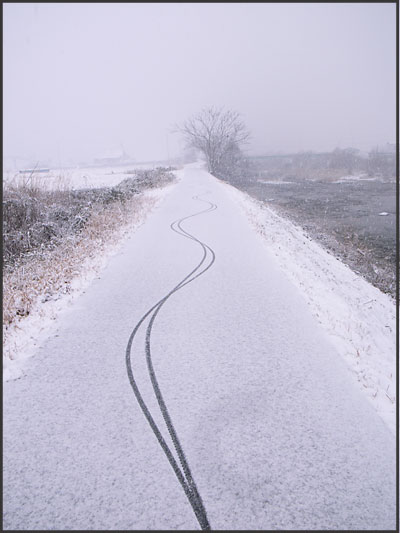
<box><xmin>220</xmin><ymin>180</ymin><xmax>396</xmax><ymax>435</ymax></box>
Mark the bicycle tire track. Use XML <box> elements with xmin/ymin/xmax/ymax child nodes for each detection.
<box><xmin>125</xmin><ymin>195</ymin><xmax>216</xmax><ymax>530</ymax></box>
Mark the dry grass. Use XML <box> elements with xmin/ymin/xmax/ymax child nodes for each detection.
<box><xmin>5</xmin><ymin>170</ymin><xmax>73</xmax><ymax>192</ymax></box>
<box><xmin>3</xmin><ymin>168</ymin><xmax>175</xmax><ymax>348</ymax></box>
<box><xmin>3</xmin><ymin>196</ymin><xmax>155</xmax><ymax>330</ymax></box>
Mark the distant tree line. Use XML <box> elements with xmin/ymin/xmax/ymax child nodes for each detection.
<box><xmin>177</xmin><ymin>108</ymin><xmax>395</xmax><ymax>180</ymax></box>
<box><xmin>252</xmin><ymin>146</ymin><xmax>395</xmax><ymax>178</ymax></box>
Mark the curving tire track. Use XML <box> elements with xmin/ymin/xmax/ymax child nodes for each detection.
<box><xmin>125</xmin><ymin>195</ymin><xmax>216</xmax><ymax>530</ymax></box>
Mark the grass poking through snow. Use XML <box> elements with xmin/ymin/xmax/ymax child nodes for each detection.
<box><xmin>3</xmin><ymin>168</ymin><xmax>176</xmax><ymax>353</ymax></box>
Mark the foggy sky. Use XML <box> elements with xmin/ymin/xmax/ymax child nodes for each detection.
<box><xmin>3</xmin><ymin>3</ymin><xmax>396</xmax><ymax>167</ymax></box>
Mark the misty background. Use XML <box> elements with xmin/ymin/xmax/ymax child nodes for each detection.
<box><xmin>3</xmin><ymin>2</ymin><xmax>396</xmax><ymax>169</ymax></box>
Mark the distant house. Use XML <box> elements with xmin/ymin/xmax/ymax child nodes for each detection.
<box><xmin>93</xmin><ymin>147</ymin><xmax>134</xmax><ymax>167</ymax></box>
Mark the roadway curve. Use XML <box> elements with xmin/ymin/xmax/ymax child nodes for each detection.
<box><xmin>3</xmin><ymin>164</ymin><xmax>396</xmax><ymax>530</ymax></box>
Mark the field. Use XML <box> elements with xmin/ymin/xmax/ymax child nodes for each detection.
<box><xmin>3</xmin><ymin>162</ymin><xmax>162</xmax><ymax>191</ymax></box>
<box><xmin>227</xmin><ymin>160</ymin><xmax>396</xmax><ymax>298</ymax></box>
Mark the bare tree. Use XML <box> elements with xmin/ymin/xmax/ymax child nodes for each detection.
<box><xmin>329</xmin><ymin>147</ymin><xmax>361</xmax><ymax>174</ymax></box>
<box><xmin>177</xmin><ymin>107</ymin><xmax>250</xmax><ymax>177</ymax></box>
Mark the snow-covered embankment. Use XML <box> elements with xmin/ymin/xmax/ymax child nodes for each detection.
<box><xmin>3</xmin><ymin>173</ymin><xmax>181</xmax><ymax>382</ymax></box>
<box><xmin>222</xmin><ymin>181</ymin><xmax>396</xmax><ymax>435</ymax></box>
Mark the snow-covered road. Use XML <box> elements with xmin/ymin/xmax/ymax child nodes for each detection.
<box><xmin>3</xmin><ymin>165</ymin><xmax>395</xmax><ymax>530</ymax></box>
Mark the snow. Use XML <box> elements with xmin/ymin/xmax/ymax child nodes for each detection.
<box><xmin>3</xmin><ymin>165</ymin><xmax>395</xmax><ymax>530</ymax></box>
<box><xmin>221</xmin><ymin>181</ymin><xmax>396</xmax><ymax>435</ymax></box>
<box><xmin>3</xmin><ymin>177</ymin><xmax>180</xmax><ymax>383</ymax></box>
<box><xmin>333</xmin><ymin>174</ymin><xmax>377</xmax><ymax>183</ymax></box>
<box><xmin>4</xmin><ymin>162</ymin><xmax>394</xmax><ymax>435</ymax></box>
<box><xmin>3</xmin><ymin>162</ymin><xmax>167</xmax><ymax>190</ymax></box>
<box><xmin>258</xmin><ymin>180</ymin><xmax>294</xmax><ymax>185</ymax></box>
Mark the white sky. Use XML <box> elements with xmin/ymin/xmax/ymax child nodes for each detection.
<box><xmin>3</xmin><ymin>2</ymin><xmax>396</xmax><ymax>166</ymax></box>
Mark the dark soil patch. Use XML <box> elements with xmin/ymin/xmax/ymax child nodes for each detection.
<box><xmin>224</xmin><ymin>173</ymin><xmax>395</xmax><ymax>298</ymax></box>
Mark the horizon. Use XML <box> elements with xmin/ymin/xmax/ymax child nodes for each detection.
<box><xmin>4</xmin><ymin>3</ymin><xmax>396</xmax><ymax>167</ymax></box>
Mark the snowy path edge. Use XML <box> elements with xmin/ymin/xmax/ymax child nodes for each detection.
<box><xmin>3</xmin><ymin>174</ymin><xmax>181</xmax><ymax>383</ymax></box>
<box><xmin>218</xmin><ymin>178</ymin><xmax>396</xmax><ymax>436</ymax></box>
